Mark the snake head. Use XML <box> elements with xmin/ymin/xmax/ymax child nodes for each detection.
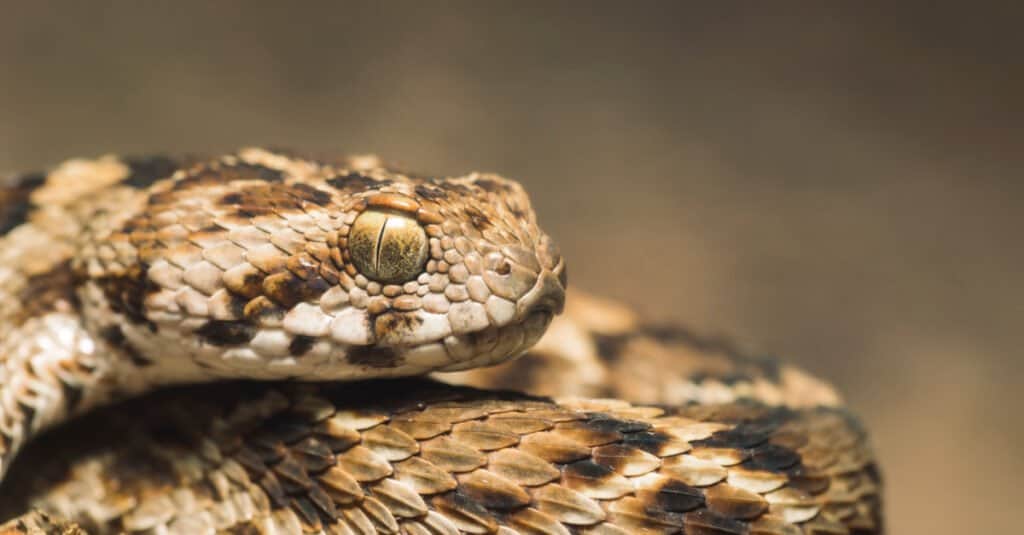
<box><xmin>78</xmin><ymin>149</ymin><xmax>566</xmax><ymax>381</ymax></box>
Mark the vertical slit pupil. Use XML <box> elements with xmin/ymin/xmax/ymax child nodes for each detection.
<box><xmin>373</xmin><ymin>216</ymin><xmax>389</xmax><ymax>274</ymax></box>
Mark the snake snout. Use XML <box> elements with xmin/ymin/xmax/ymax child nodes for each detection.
<box><xmin>516</xmin><ymin>267</ymin><xmax>567</xmax><ymax>320</ymax></box>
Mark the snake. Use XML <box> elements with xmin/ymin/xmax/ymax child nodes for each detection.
<box><xmin>0</xmin><ymin>149</ymin><xmax>882</xmax><ymax>534</ymax></box>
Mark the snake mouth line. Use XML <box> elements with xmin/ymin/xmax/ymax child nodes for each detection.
<box><xmin>433</xmin><ymin>308</ymin><xmax>555</xmax><ymax>372</ymax></box>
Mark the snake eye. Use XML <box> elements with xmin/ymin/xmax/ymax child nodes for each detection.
<box><xmin>349</xmin><ymin>210</ymin><xmax>428</xmax><ymax>284</ymax></box>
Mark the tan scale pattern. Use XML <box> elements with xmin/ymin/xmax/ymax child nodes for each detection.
<box><xmin>0</xmin><ymin>377</ymin><xmax>880</xmax><ymax>534</ymax></box>
<box><xmin>0</xmin><ymin>151</ymin><xmax>880</xmax><ymax>533</ymax></box>
<box><xmin>0</xmin><ymin>149</ymin><xmax>565</xmax><ymax>482</ymax></box>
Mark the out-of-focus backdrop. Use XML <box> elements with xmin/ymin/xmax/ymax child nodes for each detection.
<box><xmin>2</xmin><ymin>3</ymin><xmax>1020</xmax><ymax>533</ymax></box>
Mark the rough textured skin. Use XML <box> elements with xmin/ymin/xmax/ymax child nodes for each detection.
<box><xmin>0</xmin><ymin>292</ymin><xmax>881</xmax><ymax>534</ymax></box>
<box><xmin>0</xmin><ymin>511</ymin><xmax>86</xmax><ymax>535</ymax></box>
<box><xmin>0</xmin><ymin>152</ymin><xmax>881</xmax><ymax>533</ymax></box>
<box><xmin>0</xmin><ymin>149</ymin><xmax>565</xmax><ymax>481</ymax></box>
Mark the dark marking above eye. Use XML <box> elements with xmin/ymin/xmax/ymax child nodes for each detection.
<box><xmin>169</xmin><ymin>162</ymin><xmax>284</xmax><ymax>194</ymax></box>
<box><xmin>290</xmin><ymin>182</ymin><xmax>332</xmax><ymax>206</ymax></box>
<box><xmin>216</xmin><ymin>183</ymin><xmax>333</xmax><ymax>218</ymax></box>
<box><xmin>327</xmin><ymin>172</ymin><xmax>387</xmax><ymax>191</ymax></box>
<box><xmin>0</xmin><ymin>171</ymin><xmax>45</xmax><ymax>235</ymax></box>
<box><xmin>346</xmin><ymin>346</ymin><xmax>404</xmax><ymax>368</ymax></box>
<box><xmin>122</xmin><ymin>156</ymin><xmax>182</xmax><ymax>189</ymax></box>
<box><xmin>414</xmin><ymin>184</ymin><xmax>447</xmax><ymax>200</ymax></box>
<box><xmin>195</xmin><ymin>319</ymin><xmax>257</xmax><ymax>346</ymax></box>
<box><xmin>223</xmin><ymin>162</ymin><xmax>285</xmax><ymax>182</ymax></box>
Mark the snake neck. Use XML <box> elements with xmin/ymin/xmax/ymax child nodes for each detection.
<box><xmin>0</xmin><ymin>310</ymin><xmax>156</xmax><ymax>479</ymax></box>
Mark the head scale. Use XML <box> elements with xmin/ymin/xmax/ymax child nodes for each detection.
<box><xmin>76</xmin><ymin>148</ymin><xmax>566</xmax><ymax>381</ymax></box>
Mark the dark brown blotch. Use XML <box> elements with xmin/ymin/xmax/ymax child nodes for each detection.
<box><xmin>227</xmin><ymin>270</ymin><xmax>265</xmax><ymax>299</ymax></box>
<box><xmin>415</xmin><ymin>184</ymin><xmax>448</xmax><ymax>200</ymax></box>
<box><xmin>174</xmin><ymin>162</ymin><xmax>283</xmax><ymax>193</ymax></box>
<box><xmin>290</xmin><ymin>182</ymin><xmax>332</xmax><ymax>206</ymax></box>
<box><xmin>741</xmin><ymin>443</ymin><xmax>800</xmax><ymax>472</ymax></box>
<box><xmin>561</xmin><ymin>460</ymin><xmax>620</xmax><ymax>492</ymax></box>
<box><xmin>327</xmin><ymin>172</ymin><xmax>386</xmax><ymax>191</ymax></box>
<box><xmin>0</xmin><ymin>172</ymin><xmax>45</xmax><ymax>235</ymax></box>
<box><xmin>346</xmin><ymin>346</ymin><xmax>404</xmax><ymax>369</ymax></box>
<box><xmin>98</xmin><ymin>325</ymin><xmax>153</xmax><ymax>366</ymax></box>
<box><xmin>696</xmin><ymin>422</ymin><xmax>776</xmax><ymax>449</ymax></box>
<box><xmin>230</xmin><ymin>162</ymin><xmax>285</xmax><ymax>182</ymax></box>
<box><xmin>637</xmin><ymin>478</ymin><xmax>705</xmax><ymax>513</ymax></box>
<box><xmin>372</xmin><ymin>311</ymin><xmax>424</xmax><ymax>342</ymax></box>
<box><xmin>218</xmin><ymin>182</ymin><xmax>332</xmax><ymax>217</ymax></box>
<box><xmin>289</xmin><ymin>335</ymin><xmax>316</xmax><ymax>356</ymax></box>
<box><xmin>15</xmin><ymin>260</ymin><xmax>79</xmax><ymax>326</ymax></box>
<box><xmin>263</xmin><ymin>271</ymin><xmax>331</xmax><ymax>309</ymax></box>
<box><xmin>473</xmin><ymin>178</ymin><xmax>511</xmax><ymax>194</ymax></box>
<box><xmin>436</xmin><ymin>181</ymin><xmax>472</xmax><ymax>196</ymax></box>
<box><xmin>195</xmin><ymin>319</ymin><xmax>257</xmax><ymax>346</ymax></box>
<box><xmin>622</xmin><ymin>430</ymin><xmax>673</xmax><ymax>455</ymax></box>
<box><xmin>95</xmin><ymin>264</ymin><xmax>158</xmax><ymax>329</ymax></box>
<box><xmin>592</xmin><ymin>333</ymin><xmax>629</xmax><ymax>364</ymax></box>
<box><xmin>591</xmin><ymin>444</ymin><xmax>645</xmax><ymax>473</ymax></box>
<box><xmin>243</xmin><ymin>296</ymin><xmax>286</xmax><ymax>323</ymax></box>
<box><xmin>122</xmin><ymin>156</ymin><xmax>183</xmax><ymax>189</ymax></box>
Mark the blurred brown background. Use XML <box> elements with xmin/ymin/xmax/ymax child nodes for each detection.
<box><xmin>2</xmin><ymin>3</ymin><xmax>1021</xmax><ymax>533</ymax></box>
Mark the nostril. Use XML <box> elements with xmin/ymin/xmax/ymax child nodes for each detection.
<box><xmin>496</xmin><ymin>261</ymin><xmax>511</xmax><ymax>275</ymax></box>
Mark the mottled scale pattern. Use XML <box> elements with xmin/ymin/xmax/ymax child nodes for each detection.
<box><xmin>0</xmin><ymin>149</ymin><xmax>564</xmax><ymax>485</ymax></box>
<box><xmin>0</xmin><ymin>378</ymin><xmax>880</xmax><ymax>535</ymax></box>
<box><xmin>0</xmin><ymin>151</ymin><xmax>881</xmax><ymax>534</ymax></box>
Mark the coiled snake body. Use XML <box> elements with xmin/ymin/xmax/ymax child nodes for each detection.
<box><xmin>0</xmin><ymin>150</ymin><xmax>881</xmax><ymax>534</ymax></box>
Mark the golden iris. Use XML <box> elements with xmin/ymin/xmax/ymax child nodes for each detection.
<box><xmin>349</xmin><ymin>210</ymin><xmax>428</xmax><ymax>284</ymax></box>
